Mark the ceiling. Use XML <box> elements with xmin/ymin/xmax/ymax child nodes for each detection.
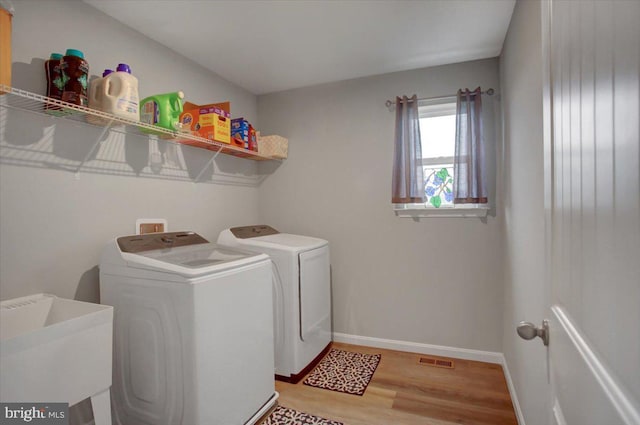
<box><xmin>84</xmin><ymin>0</ymin><xmax>515</xmax><ymax>95</ymax></box>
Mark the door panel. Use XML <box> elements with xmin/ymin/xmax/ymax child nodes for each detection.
<box><xmin>546</xmin><ymin>0</ymin><xmax>640</xmax><ymax>423</ymax></box>
<box><xmin>550</xmin><ymin>306</ymin><xmax>634</xmax><ymax>425</ymax></box>
<box><xmin>298</xmin><ymin>246</ymin><xmax>330</xmax><ymax>341</ymax></box>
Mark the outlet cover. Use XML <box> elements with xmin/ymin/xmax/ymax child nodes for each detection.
<box><xmin>135</xmin><ymin>219</ymin><xmax>168</xmax><ymax>235</ymax></box>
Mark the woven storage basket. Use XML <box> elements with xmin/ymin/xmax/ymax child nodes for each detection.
<box><xmin>257</xmin><ymin>135</ymin><xmax>288</xmax><ymax>159</ymax></box>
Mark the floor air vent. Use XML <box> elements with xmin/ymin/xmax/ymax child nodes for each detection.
<box><xmin>418</xmin><ymin>356</ymin><xmax>455</xmax><ymax>369</ymax></box>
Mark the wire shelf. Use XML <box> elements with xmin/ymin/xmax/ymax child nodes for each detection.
<box><xmin>0</xmin><ymin>84</ymin><xmax>275</xmax><ymax>161</ymax></box>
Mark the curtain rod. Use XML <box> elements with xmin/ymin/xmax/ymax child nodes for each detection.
<box><xmin>384</xmin><ymin>88</ymin><xmax>495</xmax><ymax>108</ymax></box>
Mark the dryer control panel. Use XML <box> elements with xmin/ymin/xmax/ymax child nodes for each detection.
<box><xmin>117</xmin><ymin>231</ymin><xmax>209</xmax><ymax>253</ymax></box>
<box><xmin>230</xmin><ymin>225</ymin><xmax>280</xmax><ymax>239</ymax></box>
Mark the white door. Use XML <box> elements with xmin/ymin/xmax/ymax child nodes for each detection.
<box><xmin>543</xmin><ymin>0</ymin><xmax>640</xmax><ymax>424</ymax></box>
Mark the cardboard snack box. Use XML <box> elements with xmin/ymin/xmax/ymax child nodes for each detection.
<box><xmin>231</xmin><ymin>117</ymin><xmax>249</xmax><ymax>148</ymax></box>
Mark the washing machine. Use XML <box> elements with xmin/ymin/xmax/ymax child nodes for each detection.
<box><xmin>218</xmin><ymin>225</ymin><xmax>332</xmax><ymax>383</ymax></box>
<box><xmin>99</xmin><ymin>231</ymin><xmax>278</xmax><ymax>425</ymax></box>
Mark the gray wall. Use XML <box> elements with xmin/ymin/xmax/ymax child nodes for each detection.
<box><xmin>257</xmin><ymin>59</ymin><xmax>505</xmax><ymax>352</ymax></box>
<box><xmin>500</xmin><ymin>0</ymin><xmax>549</xmax><ymax>424</ymax></box>
<box><xmin>0</xmin><ymin>0</ymin><xmax>261</xmax><ymax>303</ymax></box>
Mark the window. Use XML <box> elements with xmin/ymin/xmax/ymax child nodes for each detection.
<box><xmin>393</xmin><ymin>98</ymin><xmax>489</xmax><ymax>218</ymax></box>
<box><xmin>419</xmin><ymin>100</ymin><xmax>456</xmax><ymax>208</ymax></box>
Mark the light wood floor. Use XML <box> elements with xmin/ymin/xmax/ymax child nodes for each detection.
<box><xmin>274</xmin><ymin>342</ymin><xmax>518</xmax><ymax>425</ymax></box>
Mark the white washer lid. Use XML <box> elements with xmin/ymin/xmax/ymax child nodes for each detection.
<box><xmin>121</xmin><ymin>243</ymin><xmax>268</xmax><ymax>277</ymax></box>
<box><xmin>235</xmin><ymin>233</ymin><xmax>327</xmax><ymax>252</ymax></box>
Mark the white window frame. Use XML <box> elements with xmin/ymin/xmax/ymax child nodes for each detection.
<box><xmin>393</xmin><ymin>97</ymin><xmax>489</xmax><ymax>218</ymax></box>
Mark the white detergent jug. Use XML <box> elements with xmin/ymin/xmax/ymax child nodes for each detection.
<box><xmin>102</xmin><ymin>63</ymin><xmax>140</xmax><ymax>121</ymax></box>
<box><xmin>87</xmin><ymin>69</ymin><xmax>113</xmax><ymax>125</ymax></box>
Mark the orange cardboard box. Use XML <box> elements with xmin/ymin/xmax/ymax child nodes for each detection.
<box><xmin>179</xmin><ymin>101</ymin><xmax>231</xmax><ymax>144</ymax></box>
<box><xmin>0</xmin><ymin>8</ymin><xmax>12</xmax><ymax>93</ymax></box>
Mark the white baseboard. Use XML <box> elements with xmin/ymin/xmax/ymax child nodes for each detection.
<box><xmin>500</xmin><ymin>353</ymin><xmax>527</xmax><ymax>425</ymax></box>
<box><xmin>332</xmin><ymin>332</ymin><xmax>503</xmax><ymax>364</ymax></box>
<box><xmin>332</xmin><ymin>332</ymin><xmax>526</xmax><ymax>425</ymax></box>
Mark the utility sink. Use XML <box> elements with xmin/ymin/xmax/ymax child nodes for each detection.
<box><xmin>0</xmin><ymin>294</ymin><xmax>113</xmax><ymax>425</ymax></box>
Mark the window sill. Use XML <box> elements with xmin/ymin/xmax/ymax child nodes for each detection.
<box><xmin>393</xmin><ymin>204</ymin><xmax>489</xmax><ymax>218</ymax></box>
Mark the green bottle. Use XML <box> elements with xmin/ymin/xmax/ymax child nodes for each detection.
<box><xmin>139</xmin><ymin>91</ymin><xmax>184</xmax><ymax>132</ymax></box>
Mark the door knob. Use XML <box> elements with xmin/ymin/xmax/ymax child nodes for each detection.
<box><xmin>517</xmin><ymin>319</ymin><xmax>549</xmax><ymax>346</ymax></box>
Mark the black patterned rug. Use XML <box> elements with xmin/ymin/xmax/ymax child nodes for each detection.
<box><xmin>303</xmin><ymin>348</ymin><xmax>381</xmax><ymax>396</ymax></box>
<box><xmin>263</xmin><ymin>406</ymin><xmax>343</xmax><ymax>425</ymax></box>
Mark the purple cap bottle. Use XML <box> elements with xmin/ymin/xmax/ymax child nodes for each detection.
<box><xmin>102</xmin><ymin>69</ymin><xmax>114</xmax><ymax>77</ymax></box>
<box><xmin>116</xmin><ymin>63</ymin><xmax>131</xmax><ymax>74</ymax></box>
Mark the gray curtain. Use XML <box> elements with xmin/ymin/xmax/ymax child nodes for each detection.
<box><xmin>453</xmin><ymin>87</ymin><xmax>487</xmax><ymax>204</ymax></box>
<box><xmin>392</xmin><ymin>95</ymin><xmax>425</xmax><ymax>204</ymax></box>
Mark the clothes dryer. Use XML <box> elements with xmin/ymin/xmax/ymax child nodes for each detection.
<box><xmin>218</xmin><ymin>225</ymin><xmax>331</xmax><ymax>383</ymax></box>
<box><xmin>100</xmin><ymin>231</ymin><xmax>277</xmax><ymax>425</ymax></box>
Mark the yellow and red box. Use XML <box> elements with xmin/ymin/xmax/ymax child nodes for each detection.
<box><xmin>179</xmin><ymin>101</ymin><xmax>231</xmax><ymax>144</ymax></box>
